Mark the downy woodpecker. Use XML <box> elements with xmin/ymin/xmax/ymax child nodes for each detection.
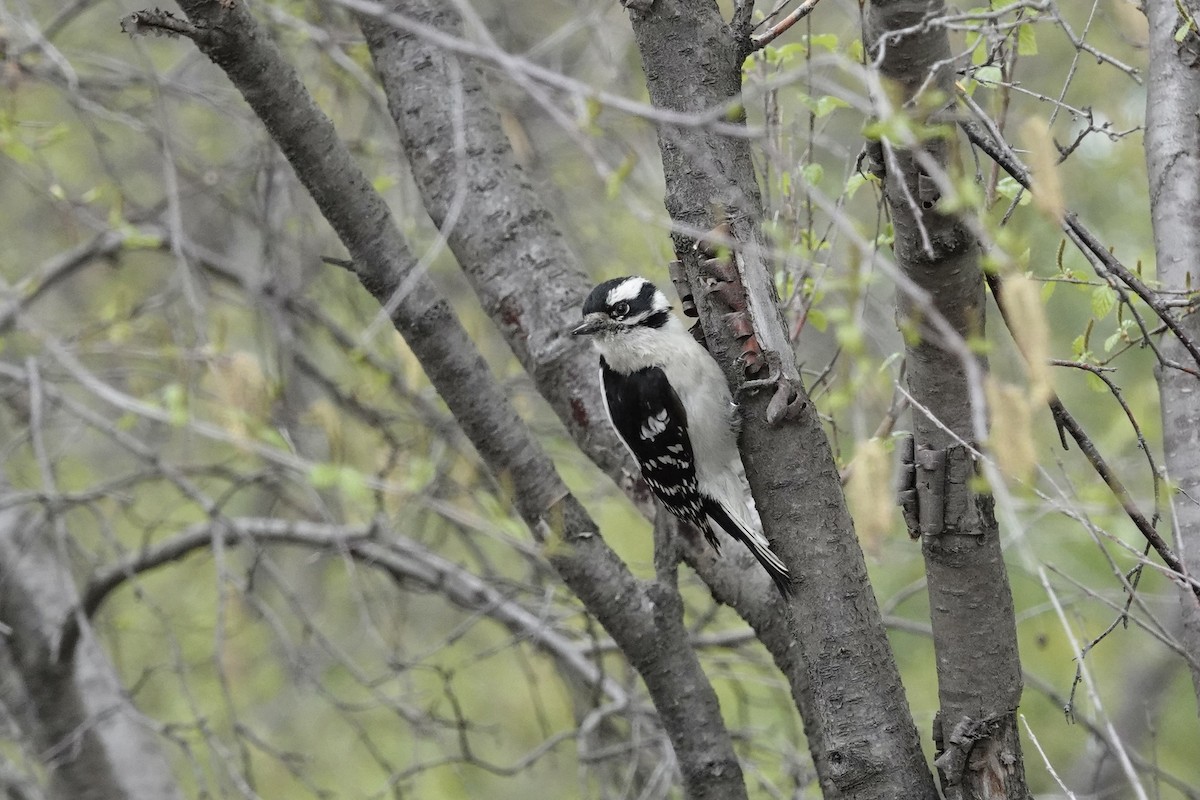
<box><xmin>572</xmin><ymin>276</ymin><xmax>792</xmax><ymax>595</ymax></box>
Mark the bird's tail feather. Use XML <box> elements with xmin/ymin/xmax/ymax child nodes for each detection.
<box><xmin>704</xmin><ymin>499</ymin><xmax>793</xmax><ymax>597</ymax></box>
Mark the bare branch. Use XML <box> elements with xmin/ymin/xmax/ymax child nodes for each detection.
<box><xmin>151</xmin><ymin>3</ymin><xmax>751</xmax><ymax>796</ymax></box>
<box><xmin>73</xmin><ymin>516</ymin><xmax>630</xmax><ymax>707</ymax></box>
<box><xmin>959</xmin><ymin>99</ymin><xmax>1200</xmax><ymax>375</ymax></box>
<box><xmin>748</xmin><ymin>0</ymin><xmax>822</xmax><ymax>52</ymax></box>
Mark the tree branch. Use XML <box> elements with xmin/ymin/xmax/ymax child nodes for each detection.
<box><xmin>747</xmin><ymin>0</ymin><xmax>823</xmax><ymax>52</ymax></box>
<box><xmin>73</xmin><ymin>517</ymin><xmax>630</xmax><ymax>708</ymax></box>
<box><xmin>156</xmin><ymin>3</ymin><xmax>749</xmax><ymax>796</ymax></box>
<box><xmin>958</xmin><ymin>100</ymin><xmax>1200</xmax><ymax>376</ymax></box>
<box><xmin>985</xmin><ymin>274</ymin><xmax>1195</xmax><ymax>599</ymax></box>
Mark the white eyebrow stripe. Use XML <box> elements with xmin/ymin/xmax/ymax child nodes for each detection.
<box><xmin>606</xmin><ymin>278</ymin><xmax>648</xmax><ymax>306</ymax></box>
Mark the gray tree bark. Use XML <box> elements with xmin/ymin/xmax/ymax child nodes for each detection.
<box><xmin>865</xmin><ymin>2</ymin><xmax>1028</xmax><ymax>798</ymax></box>
<box><xmin>353</xmin><ymin>0</ymin><xmax>835</xmax><ymax>789</ymax></box>
<box><xmin>624</xmin><ymin>2</ymin><xmax>937</xmax><ymax>798</ymax></box>
<box><xmin>0</xmin><ymin>494</ymin><xmax>185</xmax><ymax>800</ymax></box>
<box><xmin>159</xmin><ymin>3</ymin><xmax>750</xmax><ymax>797</ymax></box>
<box><xmin>1144</xmin><ymin>0</ymin><xmax>1200</xmax><ymax>707</ymax></box>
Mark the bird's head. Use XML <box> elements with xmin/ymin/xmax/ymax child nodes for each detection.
<box><xmin>571</xmin><ymin>276</ymin><xmax>673</xmax><ymax>340</ymax></box>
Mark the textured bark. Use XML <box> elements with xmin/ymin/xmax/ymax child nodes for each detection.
<box><xmin>866</xmin><ymin>2</ymin><xmax>1028</xmax><ymax>797</ymax></box>
<box><xmin>0</xmin><ymin>497</ymin><xmax>184</xmax><ymax>800</ymax></box>
<box><xmin>626</xmin><ymin>2</ymin><xmax>937</xmax><ymax>798</ymax></box>
<box><xmin>358</xmin><ymin>0</ymin><xmax>630</xmax><ymax>484</ymax></box>
<box><xmin>356</xmin><ymin>0</ymin><xmax>832</xmax><ymax>781</ymax></box>
<box><xmin>163</xmin><ymin>4</ymin><xmax>748</xmax><ymax>797</ymax></box>
<box><xmin>1144</xmin><ymin>0</ymin><xmax>1200</xmax><ymax>706</ymax></box>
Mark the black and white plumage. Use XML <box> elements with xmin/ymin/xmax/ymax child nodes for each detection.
<box><xmin>572</xmin><ymin>276</ymin><xmax>793</xmax><ymax>596</ymax></box>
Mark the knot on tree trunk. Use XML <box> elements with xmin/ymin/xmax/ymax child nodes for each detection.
<box><xmin>933</xmin><ymin>713</ymin><xmax>1021</xmax><ymax>796</ymax></box>
<box><xmin>897</xmin><ymin>436</ymin><xmax>980</xmax><ymax>539</ymax></box>
<box><xmin>824</xmin><ymin>740</ymin><xmax>886</xmax><ymax>794</ymax></box>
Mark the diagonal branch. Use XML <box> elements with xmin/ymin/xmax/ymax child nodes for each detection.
<box><xmin>985</xmin><ymin>274</ymin><xmax>1195</xmax><ymax>599</ymax></box>
<box><xmin>354</xmin><ymin>0</ymin><xmax>833</xmax><ymax>781</ymax></box>
<box><xmin>958</xmin><ymin>103</ymin><xmax>1200</xmax><ymax>375</ymax></box>
<box><xmin>142</xmin><ymin>3</ymin><xmax>749</xmax><ymax>796</ymax></box>
<box><xmin>747</xmin><ymin>0</ymin><xmax>823</xmax><ymax>52</ymax></box>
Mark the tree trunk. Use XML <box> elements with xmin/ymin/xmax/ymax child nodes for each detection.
<box><xmin>626</xmin><ymin>2</ymin><xmax>938</xmax><ymax>797</ymax></box>
<box><xmin>354</xmin><ymin>0</ymin><xmax>833</xmax><ymax>786</ymax></box>
<box><xmin>865</xmin><ymin>2</ymin><xmax>1029</xmax><ymax>797</ymax></box>
<box><xmin>1143</xmin><ymin>0</ymin><xmax>1200</xmax><ymax>707</ymax></box>
<box><xmin>0</xmin><ymin>495</ymin><xmax>185</xmax><ymax>800</ymax></box>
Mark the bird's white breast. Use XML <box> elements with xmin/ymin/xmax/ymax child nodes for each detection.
<box><xmin>594</xmin><ymin>317</ymin><xmax>742</xmax><ymax>488</ymax></box>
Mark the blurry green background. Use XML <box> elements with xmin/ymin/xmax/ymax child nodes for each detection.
<box><xmin>0</xmin><ymin>0</ymin><xmax>1192</xmax><ymax>797</ymax></box>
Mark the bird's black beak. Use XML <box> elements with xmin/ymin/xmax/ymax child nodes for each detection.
<box><xmin>572</xmin><ymin>313</ymin><xmax>607</xmax><ymax>337</ymax></box>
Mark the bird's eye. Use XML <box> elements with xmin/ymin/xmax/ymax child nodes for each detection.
<box><xmin>612</xmin><ymin>301</ymin><xmax>630</xmax><ymax>318</ymax></box>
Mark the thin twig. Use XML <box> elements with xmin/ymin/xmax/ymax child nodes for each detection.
<box><xmin>984</xmin><ymin>274</ymin><xmax>1188</xmax><ymax>596</ymax></box>
<box><xmin>119</xmin><ymin>8</ymin><xmax>206</xmax><ymax>40</ymax></box>
<box><xmin>1039</xmin><ymin>567</ymin><xmax>1149</xmax><ymax>800</ymax></box>
<box><xmin>748</xmin><ymin>0</ymin><xmax>822</xmax><ymax>51</ymax></box>
<box><xmin>959</xmin><ymin>97</ymin><xmax>1200</xmax><ymax>375</ymax></box>
<box><xmin>1020</xmin><ymin>714</ymin><xmax>1078</xmax><ymax>799</ymax></box>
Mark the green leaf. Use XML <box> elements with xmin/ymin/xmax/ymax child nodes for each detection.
<box><xmin>1040</xmin><ymin>280</ymin><xmax>1056</xmax><ymax>303</ymax></box>
<box><xmin>606</xmin><ymin>153</ymin><xmax>637</xmax><ymax>200</ymax></box>
<box><xmin>1091</xmin><ymin>284</ymin><xmax>1116</xmax><ymax>318</ymax></box>
<box><xmin>835</xmin><ymin>320</ymin><xmax>864</xmax><ymax>354</ymax></box>
<box><xmin>807</xmin><ymin>309</ymin><xmax>827</xmax><ymax>332</ymax></box>
<box><xmin>161</xmin><ymin>383</ymin><xmax>189</xmax><ymax>427</ymax></box>
<box><xmin>0</xmin><ymin>130</ymin><xmax>35</xmax><ymax>164</ymax></box>
<box><xmin>813</xmin><ymin>95</ymin><xmax>850</xmax><ymax>118</ymax></box>
<box><xmin>583</xmin><ymin>96</ymin><xmax>602</xmax><ymax>125</ymax></box>
<box><xmin>974</xmin><ymin>65</ymin><xmax>1003</xmax><ymax>86</ymax></box>
<box><xmin>404</xmin><ymin>457</ymin><xmax>436</xmax><ymax>492</ymax></box>
<box><xmin>1017</xmin><ymin>25</ymin><xmax>1038</xmax><ymax>56</ymax></box>
<box><xmin>995</xmin><ymin>176</ymin><xmax>1029</xmax><ymax>204</ymax></box>
<box><xmin>969</xmin><ymin>34</ymin><xmax>987</xmax><ymax>66</ymax></box>
<box><xmin>336</xmin><ymin>466</ymin><xmax>371</xmax><ymax>505</ymax></box>
<box><xmin>307</xmin><ymin>463</ymin><xmax>342</xmax><ymax>489</ymax></box>
<box><xmin>119</xmin><ymin>226</ymin><xmax>163</xmax><ymax>250</ymax></box>
<box><xmin>809</xmin><ymin>33</ymin><xmax>839</xmax><ymax>52</ymax></box>
<box><xmin>845</xmin><ymin>171</ymin><xmax>870</xmax><ymax>198</ymax></box>
<box><xmin>1176</xmin><ymin>20</ymin><xmax>1194</xmax><ymax>42</ymax></box>
<box><xmin>801</xmin><ymin>162</ymin><xmax>824</xmax><ymax>185</ymax></box>
<box><xmin>308</xmin><ymin>464</ymin><xmax>370</xmax><ymax>504</ymax></box>
<box><xmin>774</xmin><ymin>43</ymin><xmax>808</xmax><ymax>63</ymax></box>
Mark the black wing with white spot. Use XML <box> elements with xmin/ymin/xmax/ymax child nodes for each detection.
<box><xmin>600</xmin><ymin>360</ymin><xmax>718</xmax><ymax>550</ymax></box>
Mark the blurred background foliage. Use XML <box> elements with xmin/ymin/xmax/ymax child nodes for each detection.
<box><xmin>1</xmin><ymin>0</ymin><xmax>1194</xmax><ymax>797</ymax></box>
